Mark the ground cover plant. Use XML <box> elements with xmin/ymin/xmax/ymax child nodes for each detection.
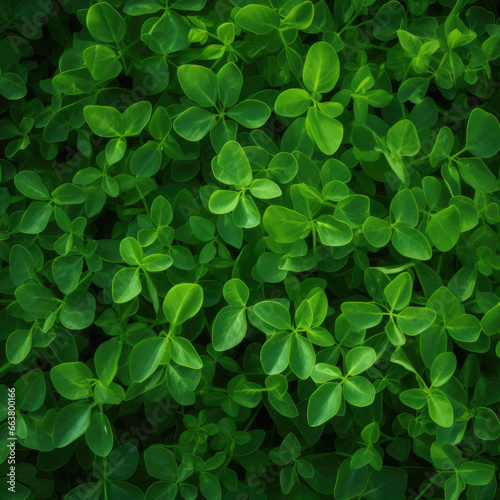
<box><xmin>2</xmin><ymin>0</ymin><xmax>500</xmax><ymax>498</ymax></box>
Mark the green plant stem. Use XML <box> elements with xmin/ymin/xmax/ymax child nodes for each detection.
<box><xmin>413</xmin><ymin>480</ymin><xmax>434</xmax><ymax>500</ymax></box>
<box><xmin>244</xmin><ymin>402</ymin><xmax>263</xmax><ymax>431</ymax></box>
<box><xmin>136</xmin><ymin>185</ymin><xmax>150</xmax><ymax>215</ymax></box>
<box><xmin>116</xmin><ymin>40</ymin><xmax>129</xmax><ymax>75</ymax></box>
<box><xmin>103</xmin><ymin>458</ymin><xmax>109</xmax><ymax>500</ymax></box>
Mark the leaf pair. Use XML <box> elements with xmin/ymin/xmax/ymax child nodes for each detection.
<box><xmin>307</xmin><ymin>347</ymin><xmax>378</xmax><ymax>426</ymax></box>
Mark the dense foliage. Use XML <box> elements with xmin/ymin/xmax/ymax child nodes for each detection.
<box><xmin>2</xmin><ymin>0</ymin><xmax>500</xmax><ymax>498</ymax></box>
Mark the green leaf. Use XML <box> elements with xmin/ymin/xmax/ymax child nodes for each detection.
<box><xmin>341</xmin><ymin>303</ymin><xmax>383</xmax><ymax>329</ymax></box>
<box><xmin>145</xmin><ymin>445</ymin><xmax>177</xmax><ymax>481</ymax></box>
<box><xmin>52</xmin><ymin>69</ymin><xmax>93</xmax><ymax>97</ymax></box>
<box><xmin>447</xmin><ymin>314</ymin><xmax>481</xmax><ymax>342</ymax></box>
<box><xmin>212</xmin><ymin>306</ymin><xmax>247</xmax><ymax>351</ymax></box>
<box><xmin>14</xmin><ymin>171</ymin><xmax>50</xmax><ymax>200</ymax></box>
<box><xmin>105</xmin><ymin>137</ymin><xmax>127</xmax><ymax>165</ymax></box>
<box><xmin>86</xmin><ymin>2</ymin><xmax>126</xmax><ymax>43</ymax></box>
<box><xmin>295</xmin><ymin>299</ymin><xmax>313</xmax><ymax>331</ymax></box>
<box><xmin>361</xmin><ymin>466</ymin><xmax>408</xmax><ymax>500</ymax></box>
<box><xmin>282</xmin><ymin>1</ymin><xmax>314</xmax><ymax>29</ymax></box>
<box><xmin>249</xmin><ymin>179</ymin><xmax>282</xmax><ymax>199</ymax></box>
<box><xmin>444</xmin><ymin>474</ymin><xmax>466</xmax><ymax>500</ymax></box>
<box><xmin>345</xmin><ymin>347</ymin><xmax>377</xmax><ymax>376</ymax></box>
<box><xmin>466</xmin><ymin>108</ymin><xmax>500</xmax><ymax>158</ymax></box>
<box><xmin>303</xmin><ymin>41</ymin><xmax>340</xmax><ymax>94</ymax></box>
<box><xmin>6</xmin><ymin>330</ymin><xmax>32</xmax><ymax>364</ymax></box>
<box><xmin>260</xmin><ymin>331</ymin><xmax>292</xmax><ymax>374</ymax></box>
<box><xmin>217</xmin><ymin>63</ymin><xmax>242</xmax><ymax>108</ymax></box>
<box><xmin>200</xmin><ymin>472</ymin><xmax>221</xmax><ymax>500</ymax></box>
<box><xmin>373</xmin><ymin>1</ymin><xmax>407</xmax><ymax>41</ymax></box>
<box><xmin>84</xmin><ymin>106</ymin><xmax>123</xmax><ymax>137</ymax></box>
<box><xmin>189</xmin><ymin>216</ymin><xmax>215</xmax><ymax>242</ymax></box>
<box><xmin>400</xmin><ymin>388</ymin><xmax>427</xmax><ymax>409</ymax></box>
<box><xmin>229</xmin><ymin>375</ymin><xmax>262</xmax><ymax>408</ymax></box>
<box><xmin>334</xmin><ymin>460</ymin><xmax>370</xmax><ymax>500</ymax></box>
<box><xmin>427</xmin><ymin>206</ymin><xmax>461</xmax><ymax>252</ymax></box>
<box><xmin>208</xmin><ymin>190</ymin><xmax>240</xmax><ymax>214</ymax></box>
<box><xmin>138</xmin><ymin>55</ymin><xmax>170</xmax><ymax>95</ymax></box>
<box><xmin>334</xmin><ymin>194</ymin><xmax>370</xmax><ymax>229</ymax></box>
<box><xmin>427</xmin><ymin>286</ymin><xmax>461</xmax><ymax>324</ymax></box>
<box><xmin>263</xmin><ymin>205</ymin><xmax>311</xmax><ymax>243</ymax></box>
<box><xmin>390</xmin><ymin>189</ymin><xmax>418</xmax><ymax>228</ymax></box>
<box><xmin>253</xmin><ymin>301</ymin><xmax>291</xmax><ymax>330</ymax></box>
<box><xmin>83</xmin><ymin>45</ymin><xmax>122</xmax><ymax>81</ymax></box>
<box><xmin>129</xmin><ymin>337</ymin><xmax>167</xmax><ymax>383</ymax></box>
<box><xmin>350</xmin><ymin>447</ymin><xmax>374</xmax><ymax>470</ymax></box>
<box><xmin>481</xmin><ymin>303</ymin><xmax>500</xmax><ymax>336</ymax></box>
<box><xmin>275</xmin><ymin>89</ymin><xmax>312</xmax><ymax>117</ymax></box>
<box><xmin>94</xmin><ymin>381</ymin><xmax>125</xmax><ymax>405</ymax></box>
<box><xmin>473</xmin><ymin>407</ymin><xmax>500</xmax><ymax>441</ymax></box>
<box><xmin>226</xmin><ymin>100</ymin><xmax>271</xmax><ymax>128</ymax></box>
<box><xmin>343</xmin><ymin>376</ymin><xmax>376</xmax><ymax>407</ymax></box>
<box><xmin>362</xmin><ymin>217</ymin><xmax>392</xmax><ymax>247</ymax></box>
<box><xmin>322</xmin><ymin>180</ymin><xmax>349</xmax><ymax>201</ymax></box>
<box><xmin>289</xmin><ymin>335</ymin><xmax>315</xmax><ymax>379</ymax></box>
<box><xmin>306</xmin><ymin>107</ymin><xmax>343</xmax><ymax>155</ymax></box>
<box><xmin>213</xmin><ymin>141</ymin><xmax>252</xmax><ymax>187</ymax></box>
<box><xmin>130</xmin><ymin>141</ymin><xmax>162</xmax><ymax>177</ymax></box>
<box><xmin>391</xmin><ymin>227</ymin><xmax>432</xmax><ymax>260</ymax></box>
<box><xmin>149</xmin><ymin>106</ymin><xmax>172</xmax><ymax>140</ymax></box>
<box><xmin>20</xmin><ymin>202</ymin><xmax>53</xmax><ymax>234</ymax></box>
<box><xmin>174</xmin><ymin>107</ymin><xmax>216</xmax><ymax>141</ymax></box>
<box><xmin>177</xmin><ymin>65</ymin><xmax>217</xmax><ymax>107</ymax></box>
<box><xmin>396</xmin><ymin>307</ymin><xmax>436</xmax><ymax>335</ymax></box>
<box><xmin>163</xmin><ymin>283</ymin><xmax>204</xmax><ymax>324</ymax></box>
<box><xmin>387</xmin><ymin>119</ymin><xmax>420</xmax><ymax>157</ymax></box>
<box><xmin>232</xmin><ymin>195</ymin><xmax>260</xmax><ymax>228</ymax></box>
<box><xmin>223</xmin><ymin>279</ymin><xmax>249</xmax><ymax>306</ymax></box>
<box><xmin>122</xmin><ymin>101</ymin><xmax>152</xmax><ymax>136</ymax></box>
<box><xmin>430</xmin><ymin>126</ymin><xmax>454</xmax><ymax>167</ymax></box>
<box><xmin>52</xmin><ymin>184</ymin><xmax>86</xmax><ymax>205</ymax></box>
<box><xmin>311</xmin><ymin>363</ymin><xmax>342</xmax><ymax>383</ymax></box>
<box><xmin>15</xmin><ymin>284</ymin><xmax>58</xmax><ymax>319</ymax></box>
<box><xmin>151</xmin><ymin>195</ymin><xmax>173</xmax><ymax>227</ymax></box>
<box><xmin>428</xmin><ymin>389</ymin><xmax>454</xmax><ymax>427</ymax></box>
<box><xmin>50</xmin><ymin>362</ymin><xmax>93</xmax><ymax>400</ymax></box>
<box><xmin>307</xmin><ymin>383</ymin><xmax>342</xmax><ymax>426</ymax></box>
<box><xmin>458</xmin><ymin>462</ymin><xmax>495</xmax><ymax>486</ymax></box>
<box><xmin>266</xmin><ymin>152</ymin><xmax>298</xmax><ymax>183</ymax></box>
<box><xmin>361</xmin><ymin>422</ymin><xmax>380</xmax><ymax>445</ymax></box>
<box><xmin>61</xmin><ymin>290</ymin><xmax>96</xmax><ymax>330</ymax></box>
<box><xmin>430</xmin><ymin>441</ymin><xmax>461</xmax><ymax>470</ymax></box>
<box><xmin>315</xmin><ymin>215</ymin><xmax>352</xmax><ymax>246</ymax></box>
<box><xmin>112</xmin><ymin>267</ymin><xmax>142</xmax><ymax>303</ymax></box>
<box><xmin>15</xmin><ymin>369</ymin><xmax>46</xmax><ymax>412</ymax></box>
<box><xmin>456</xmin><ymin>157</ymin><xmax>498</xmax><ymax>193</ymax></box>
<box><xmin>120</xmin><ymin>238</ymin><xmax>143</xmax><ymax>266</ymax></box>
<box><xmin>430</xmin><ymin>352</ymin><xmax>457</xmax><ymax>387</ymax></box>
<box><xmin>166</xmin><ymin>364</ymin><xmax>201</xmax><ymax>406</ymax></box>
<box><xmin>86</xmin><ymin>413</ymin><xmax>113</xmax><ymax>457</ymax></box>
<box><xmin>0</xmin><ymin>73</ymin><xmax>26</xmax><ymax>100</ymax></box>
<box><xmin>170</xmin><ymin>337</ymin><xmax>203</xmax><ymax>369</ymax></box>
<box><xmin>9</xmin><ymin>244</ymin><xmax>35</xmax><ymax>287</ymax></box>
<box><xmin>398</xmin><ymin>77</ymin><xmax>429</xmax><ymax>104</ymax></box>
<box><xmin>53</xmin><ymin>404</ymin><xmax>92</xmax><ymax>448</ymax></box>
<box><xmin>95</xmin><ymin>338</ymin><xmax>122</xmax><ymax>387</ymax></box>
<box><xmin>384</xmin><ymin>273</ymin><xmax>412</xmax><ymax>311</ymax></box>
<box><xmin>234</xmin><ymin>5</ymin><xmax>279</xmax><ymax>35</ymax></box>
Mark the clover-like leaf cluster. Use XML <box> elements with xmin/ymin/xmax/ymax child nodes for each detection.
<box><xmin>1</xmin><ymin>0</ymin><xmax>500</xmax><ymax>499</ymax></box>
